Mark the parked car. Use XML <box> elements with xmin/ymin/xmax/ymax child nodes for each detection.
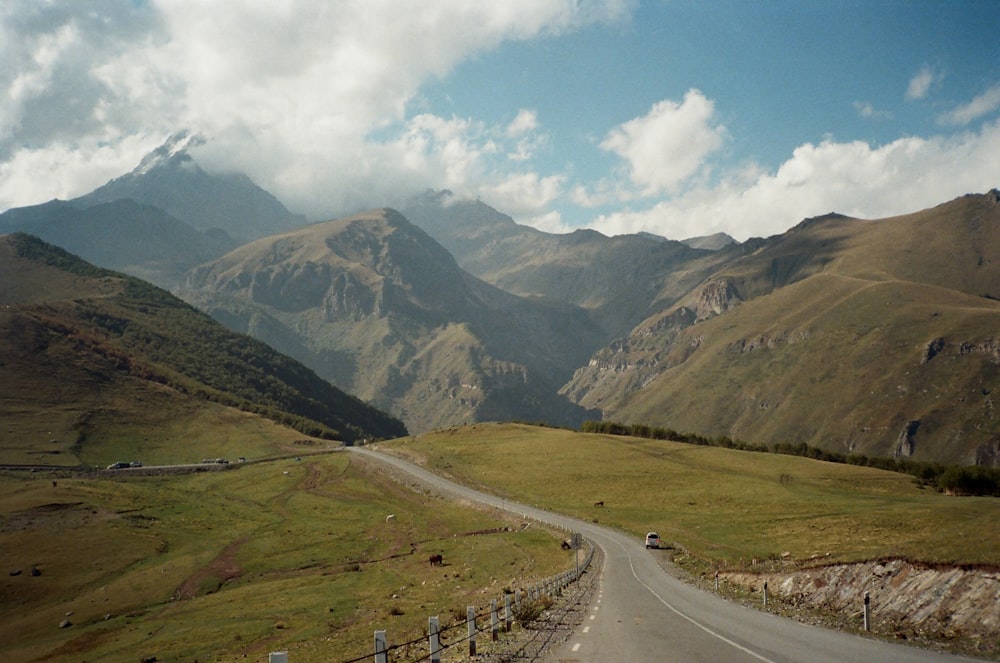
<box><xmin>645</xmin><ymin>532</ymin><xmax>662</xmax><ymax>549</ymax></box>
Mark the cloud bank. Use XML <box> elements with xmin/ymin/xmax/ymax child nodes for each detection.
<box><xmin>1</xmin><ymin>1</ymin><xmax>998</xmax><ymax>243</ymax></box>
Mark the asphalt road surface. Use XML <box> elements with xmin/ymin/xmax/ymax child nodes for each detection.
<box><xmin>348</xmin><ymin>446</ymin><xmax>980</xmax><ymax>663</ymax></box>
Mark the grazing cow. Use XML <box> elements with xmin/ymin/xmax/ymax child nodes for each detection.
<box><xmin>429</xmin><ymin>554</ymin><xmax>444</xmax><ymax>566</ymax></box>
<box><xmin>594</xmin><ymin>500</ymin><xmax>604</xmax><ymax>507</ymax></box>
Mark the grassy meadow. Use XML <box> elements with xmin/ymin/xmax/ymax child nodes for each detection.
<box><xmin>0</xmin><ymin>450</ymin><xmax>570</xmax><ymax>662</ymax></box>
<box><xmin>383</xmin><ymin>423</ymin><xmax>1000</xmax><ymax>569</ymax></box>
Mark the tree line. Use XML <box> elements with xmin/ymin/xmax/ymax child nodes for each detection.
<box><xmin>581</xmin><ymin>420</ymin><xmax>1000</xmax><ymax>497</ymax></box>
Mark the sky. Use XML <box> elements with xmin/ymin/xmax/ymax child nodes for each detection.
<box><xmin>2</xmin><ymin>1</ymin><xmax>999</xmax><ymax>242</ymax></box>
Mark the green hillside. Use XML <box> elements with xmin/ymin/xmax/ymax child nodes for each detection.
<box><xmin>386</xmin><ymin>423</ymin><xmax>999</xmax><ymax>567</ymax></box>
<box><xmin>566</xmin><ymin>191</ymin><xmax>1000</xmax><ymax>465</ymax></box>
<box><xmin>0</xmin><ymin>451</ymin><xmax>566</xmax><ymax>662</ymax></box>
<box><xmin>0</xmin><ymin>233</ymin><xmax>405</xmax><ymax>467</ymax></box>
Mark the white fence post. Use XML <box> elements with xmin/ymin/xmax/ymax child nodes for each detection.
<box><xmin>374</xmin><ymin>630</ymin><xmax>387</xmax><ymax>663</ymax></box>
<box><xmin>268</xmin><ymin>652</ymin><xmax>288</xmax><ymax>663</ymax></box>
<box><xmin>467</xmin><ymin>605</ymin><xmax>477</xmax><ymax>656</ymax></box>
<box><xmin>429</xmin><ymin>616</ymin><xmax>441</xmax><ymax>663</ymax></box>
<box><xmin>491</xmin><ymin>598</ymin><xmax>499</xmax><ymax>641</ymax></box>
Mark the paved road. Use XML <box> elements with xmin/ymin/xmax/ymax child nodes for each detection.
<box><xmin>348</xmin><ymin>446</ymin><xmax>980</xmax><ymax>663</ymax></box>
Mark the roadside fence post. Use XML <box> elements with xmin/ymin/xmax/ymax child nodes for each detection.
<box><xmin>268</xmin><ymin>652</ymin><xmax>288</xmax><ymax>663</ymax></box>
<box><xmin>491</xmin><ymin>598</ymin><xmax>499</xmax><ymax>641</ymax></box>
<box><xmin>467</xmin><ymin>606</ymin><xmax>477</xmax><ymax>656</ymax></box>
<box><xmin>429</xmin><ymin>616</ymin><xmax>441</xmax><ymax>663</ymax></box>
<box><xmin>374</xmin><ymin>630</ymin><xmax>388</xmax><ymax>663</ymax></box>
<box><xmin>864</xmin><ymin>591</ymin><xmax>871</xmax><ymax>632</ymax></box>
<box><xmin>715</xmin><ymin>571</ymin><xmax>719</xmax><ymax>592</ymax></box>
<box><xmin>763</xmin><ymin>581</ymin><xmax>768</xmax><ymax>609</ymax></box>
<box><xmin>505</xmin><ymin>593</ymin><xmax>513</xmax><ymax>631</ymax></box>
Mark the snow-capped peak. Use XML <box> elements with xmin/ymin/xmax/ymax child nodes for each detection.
<box><xmin>133</xmin><ymin>130</ymin><xmax>205</xmax><ymax>175</ymax></box>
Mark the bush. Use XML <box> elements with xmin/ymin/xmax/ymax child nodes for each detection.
<box><xmin>513</xmin><ymin>595</ymin><xmax>554</xmax><ymax>628</ymax></box>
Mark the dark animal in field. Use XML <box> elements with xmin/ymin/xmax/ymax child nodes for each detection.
<box><xmin>429</xmin><ymin>554</ymin><xmax>444</xmax><ymax>566</ymax></box>
<box><xmin>594</xmin><ymin>500</ymin><xmax>604</xmax><ymax>507</ymax></box>
<box><xmin>561</xmin><ymin>540</ymin><xmax>572</xmax><ymax>550</ymax></box>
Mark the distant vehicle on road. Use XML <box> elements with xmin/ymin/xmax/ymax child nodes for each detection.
<box><xmin>645</xmin><ymin>532</ymin><xmax>662</xmax><ymax>549</ymax></box>
<box><xmin>106</xmin><ymin>462</ymin><xmax>130</xmax><ymax>469</ymax></box>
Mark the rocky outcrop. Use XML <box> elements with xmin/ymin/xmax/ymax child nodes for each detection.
<box><xmin>723</xmin><ymin>560</ymin><xmax>1000</xmax><ymax>657</ymax></box>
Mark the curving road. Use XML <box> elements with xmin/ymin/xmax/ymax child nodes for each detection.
<box><xmin>348</xmin><ymin>446</ymin><xmax>980</xmax><ymax>662</ymax></box>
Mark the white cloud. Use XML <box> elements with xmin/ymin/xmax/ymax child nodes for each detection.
<box><xmin>0</xmin><ymin>0</ymin><xmax>632</xmax><ymax>215</ymax></box>
<box><xmin>507</xmin><ymin>109</ymin><xmax>539</xmax><ymax>137</ymax></box>
<box><xmin>906</xmin><ymin>65</ymin><xmax>940</xmax><ymax>101</ymax></box>
<box><xmin>599</xmin><ymin>89</ymin><xmax>726</xmax><ymax>196</ymax></box>
<box><xmin>853</xmin><ymin>101</ymin><xmax>890</xmax><ymax>120</ymax></box>
<box><xmin>939</xmin><ymin>83</ymin><xmax>1000</xmax><ymax>126</ymax></box>
<box><xmin>587</xmin><ymin>119</ymin><xmax>1000</xmax><ymax>241</ymax></box>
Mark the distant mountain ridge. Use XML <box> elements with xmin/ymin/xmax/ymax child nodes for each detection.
<box><xmin>0</xmin><ymin>133</ymin><xmax>306</xmax><ymax>289</ymax></box>
<box><xmin>76</xmin><ymin>131</ymin><xmax>305</xmax><ymax>243</ymax></box>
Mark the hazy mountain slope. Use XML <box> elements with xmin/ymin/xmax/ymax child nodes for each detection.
<box><xmin>180</xmin><ymin>209</ymin><xmax>603</xmax><ymax>432</ymax></box>
<box><xmin>75</xmin><ymin>132</ymin><xmax>305</xmax><ymax>243</ymax></box>
<box><xmin>565</xmin><ymin>191</ymin><xmax>1000</xmax><ymax>465</ymax></box>
<box><xmin>401</xmin><ymin>192</ymin><xmax>719</xmax><ymax>338</ymax></box>
<box><xmin>0</xmin><ymin>198</ymin><xmax>235</xmax><ymax>289</ymax></box>
<box><xmin>0</xmin><ymin>233</ymin><xmax>406</xmax><ymax>461</ymax></box>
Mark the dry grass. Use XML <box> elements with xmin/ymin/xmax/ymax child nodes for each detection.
<box><xmin>386</xmin><ymin>423</ymin><xmax>1000</xmax><ymax>568</ymax></box>
<box><xmin>0</xmin><ymin>450</ymin><xmax>569</xmax><ymax>662</ymax></box>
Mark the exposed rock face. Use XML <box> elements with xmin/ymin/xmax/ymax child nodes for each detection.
<box><xmin>691</xmin><ymin>279</ymin><xmax>742</xmax><ymax>320</ymax></box>
<box><xmin>975</xmin><ymin>437</ymin><xmax>1000</xmax><ymax>467</ymax></box>
<box><xmin>723</xmin><ymin>560</ymin><xmax>1000</xmax><ymax>657</ymax></box>
<box><xmin>894</xmin><ymin>420</ymin><xmax>920</xmax><ymax>458</ymax></box>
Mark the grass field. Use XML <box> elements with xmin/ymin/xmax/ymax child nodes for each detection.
<box><xmin>0</xmin><ymin>450</ymin><xmax>570</xmax><ymax>662</ymax></box>
<box><xmin>5</xmin><ymin>421</ymin><xmax>997</xmax><ymax>662</ymax></box>
<box><xmin>383</xmin><ymin>423</ymin><xmax>1000</xmax><ymax>568</ymax></box>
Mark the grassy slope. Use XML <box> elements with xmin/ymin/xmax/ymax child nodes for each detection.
<box><xmin>0</xmin><ymin>234</ymin><xmax>406</xmax><ymax>458</ymax></box>
<box><xmin>385</xmin><ymin>424</ymin><xmax>999</xmax><ymax>567</ymax></box>
<box><xmin>0</xmin><ymin>452</ymin><xmax>568</xmax><ymax>662</ymax></box>
<box><xmin>572</xmin><ymin>193</ymin><xmax>1000</xmax><ymax>464</ymax></box>
<box><xmin>622</xmin><ymin>274</ymin><xmax>1000</xmax><ymax>461</ymax></box>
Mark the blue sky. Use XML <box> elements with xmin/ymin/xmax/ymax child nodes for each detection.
<box><xmin>2</xmin><ymin>1</ymin><xmax>999</xmax><ymax>241</ymax></box>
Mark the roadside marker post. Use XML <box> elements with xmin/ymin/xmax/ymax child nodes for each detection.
<box><xmin>429</xmin><ymin>616</ymin><xmax>441</xmax><ymax>663</ymax></box>
<box><xmin>374</xmin><ymin>630</ymin><xmax>387</xmax><ymax>663</ymax></box>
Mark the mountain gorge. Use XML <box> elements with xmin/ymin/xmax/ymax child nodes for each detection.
<box><xmin>180</xmin><ymin>209</ymin><xmax>603</xmax><ymax>432</ymax></box>
<box><xmin>2</xmin><ymin>137</ymin><xmax>998</xmax><ymax>465</ymax></box>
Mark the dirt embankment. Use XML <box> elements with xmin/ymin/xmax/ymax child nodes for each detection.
<box><xmin>721</xmin><ymin>559</ymin><xmax>1000</xmax><ymax>659</ymax></box>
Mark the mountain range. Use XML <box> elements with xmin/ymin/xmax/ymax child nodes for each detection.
<box><xmin>1</xmin><ymin>136</ymin><xmax>997</xmax><ymax>466</ymax></box>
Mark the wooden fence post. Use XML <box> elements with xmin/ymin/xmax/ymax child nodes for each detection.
<box><xmin>467</xmin><ymin>606</ymin><xmax>477</xmax><ymax>656</ymax></box>
<box><xmin>505</xmin><ymin>592</ymin><xmax>513</xmax><ymax>631</ymax></box>
<box><xmin>864</xmin><ymin>591</ymin><xmax>871</xmax><ymax>632</ymax></box>
<box><xmin>268</xmin><ymin>652</ymin><xmax>288</xmax><ymax>663</ymax></box>
<box><xmin>763</xmin><ymin>580</ymin><xmax>768</xmax><ymax>609</ymax></box>
<box><xmin>491</xmin><ymin>598</ymin><xmax>499</xmax><ymax>641</ymax></box>
<box><xmin>429</xmin><ymin>616</ymin><xmax>441</xmax><ymax>663</ymax></box>
<box><xmin>374</xmin><ymin>630</ymin><xmax>387</xmax><ymax>663</ymax></box>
